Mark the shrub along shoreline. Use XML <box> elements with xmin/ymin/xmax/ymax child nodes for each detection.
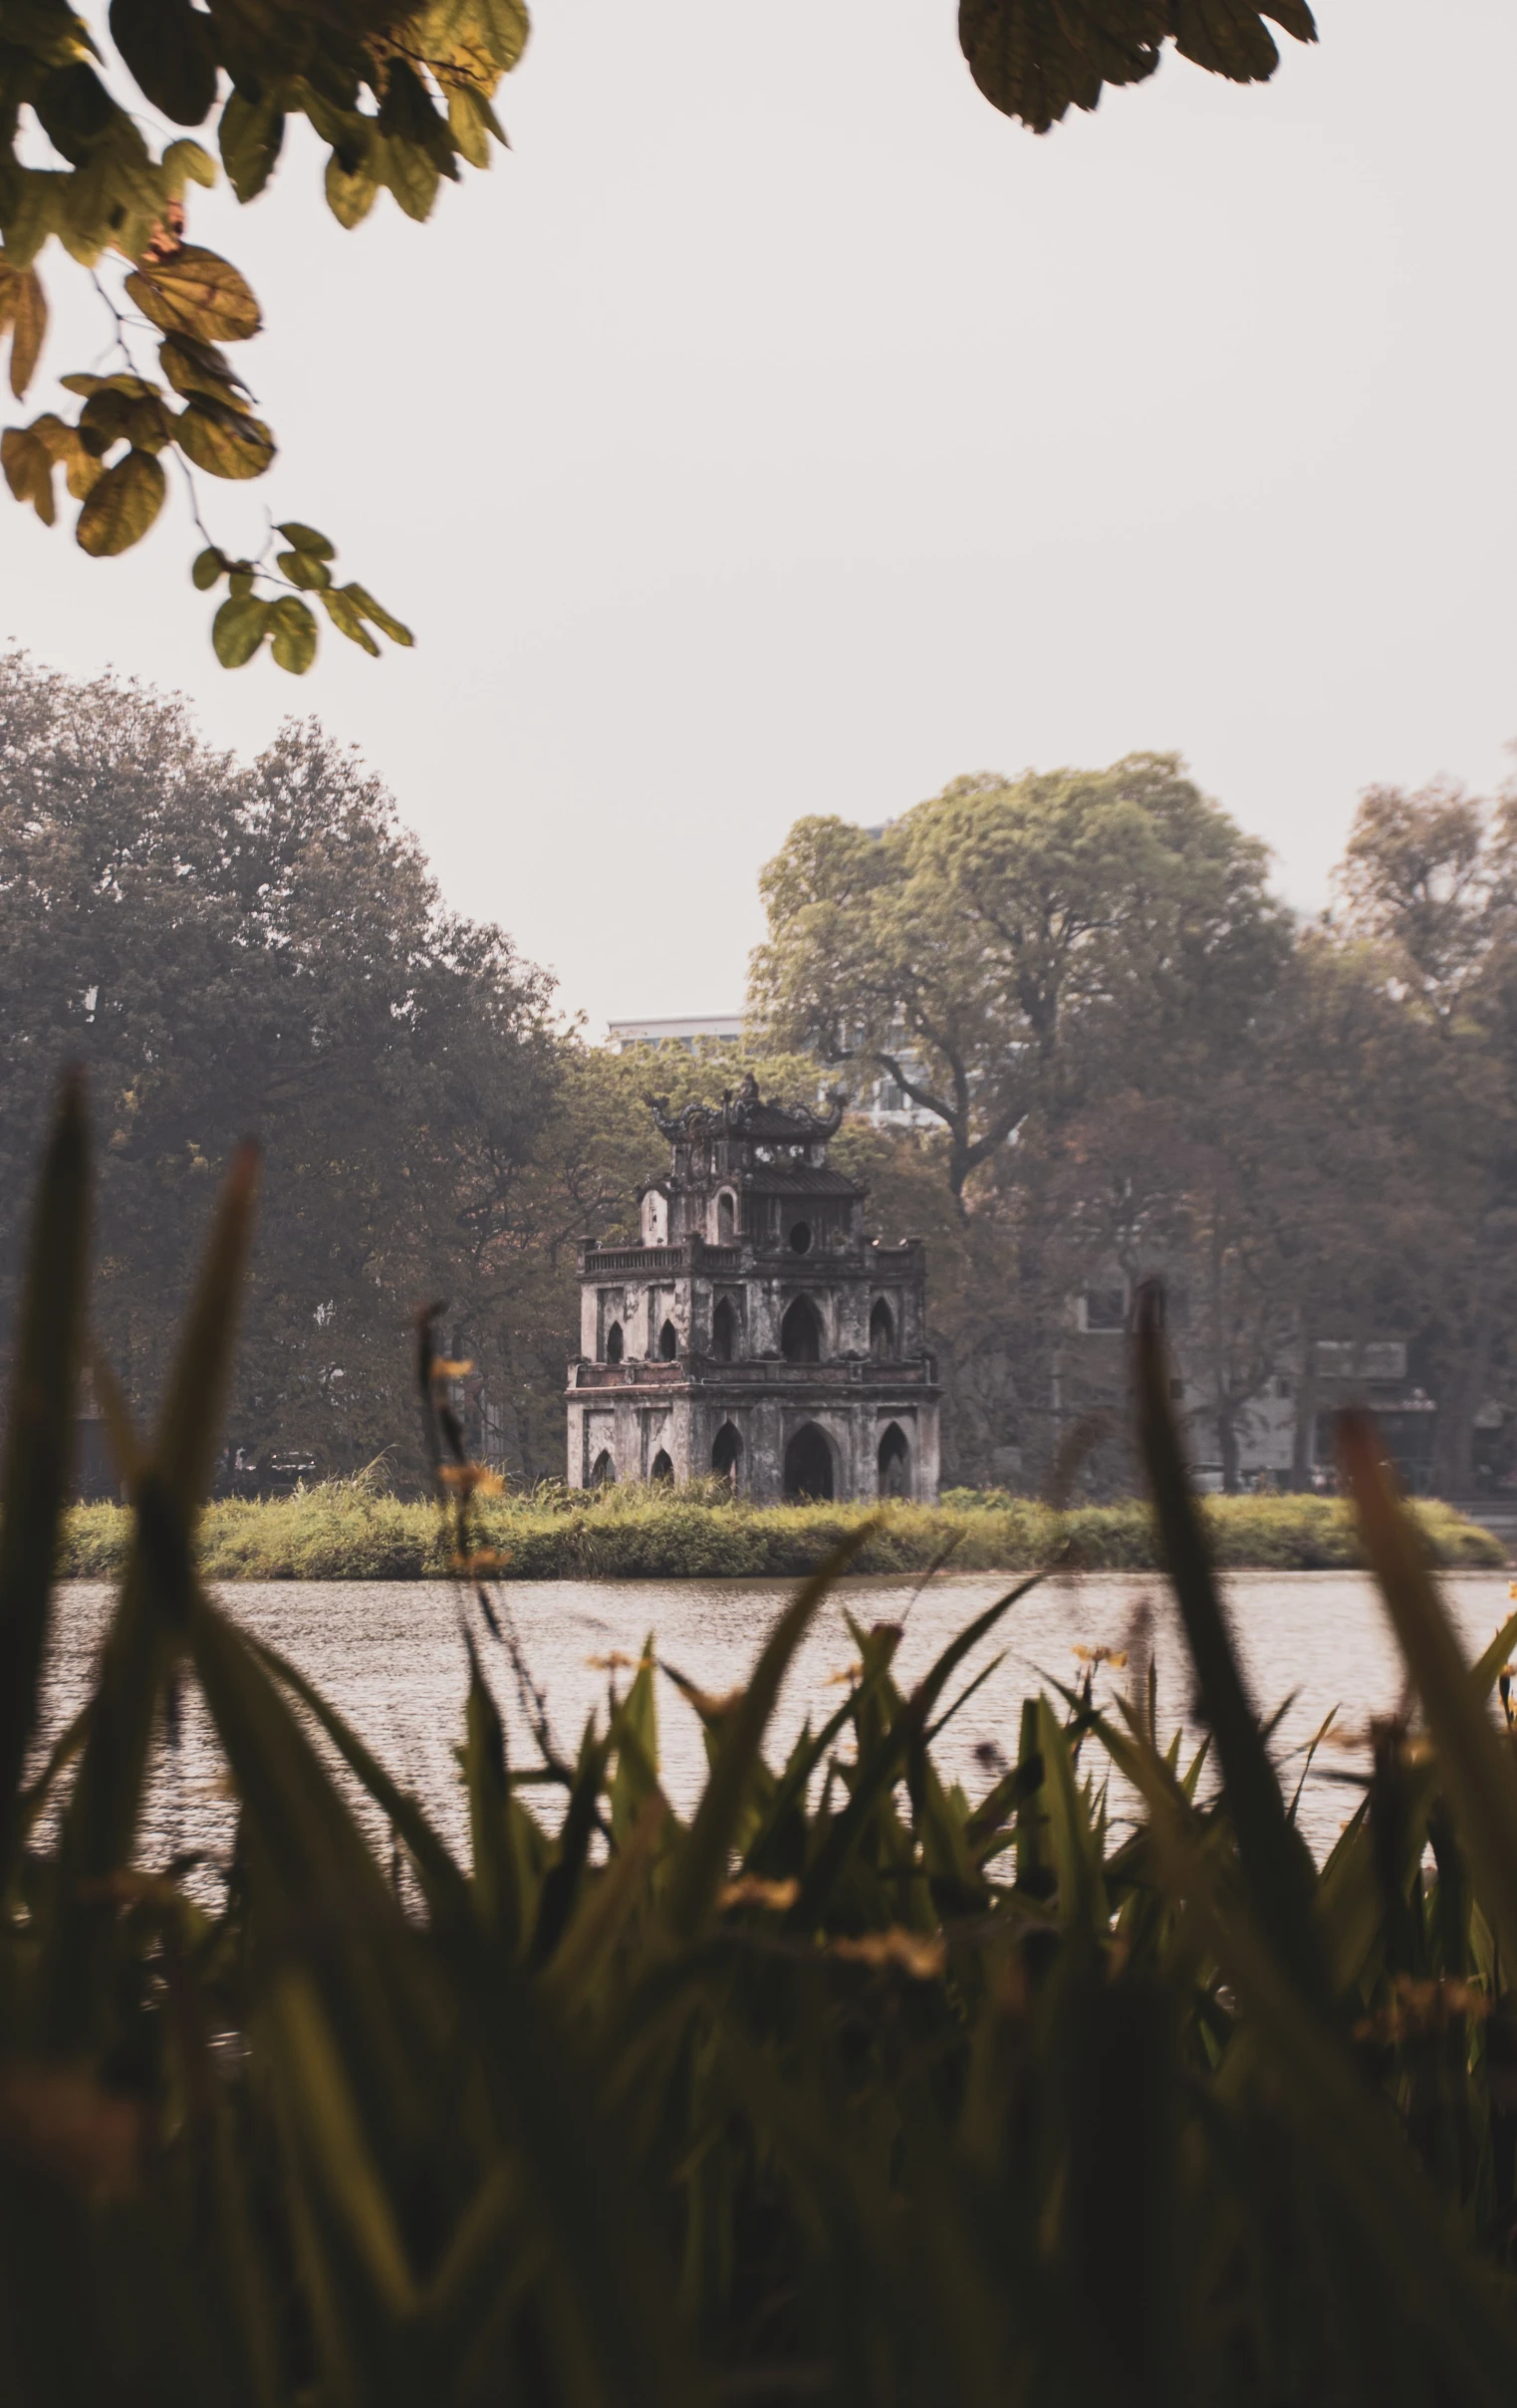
<box><xmin>54</xmin><ymin>1483</ymin><xmax>1507</xmax><ymax>1580</ymax></box>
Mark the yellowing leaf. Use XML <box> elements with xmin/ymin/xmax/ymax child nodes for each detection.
<box><xmin>831</xmin><ymin>1927</ymin><xmax>946</xmax><ymax>1980</ymax></box>
<box><xmin>126</xmin><ymin>245</ymin><xmax>262</xmax><ymax>344</ymax></box>
<box><xmin>1</xmin><ymin>426</ymin><xmax>56</xmax><ymax>524</ymax></box>
<box><xmin>161</xmin><ymin>136</ymin><xmax>217</xmax><ymax>190</ymax></box>
<box><xmin>3</xmin><ymin>268</ymin><xmax>47</xmax><ymax>398</ymax></box>
<box><xmin>212</xmin><ymin>592</ymin><xmax>269</xmax><ymax>666</ymax></box>
<box><xmin>325</xmin><ymin>153</ymin><xmax>379</xmax><ymax>229</ymax></box>
<box><xmin>174</xmin><ymin>396</ymin><xmax>275</xmax><ymax>479</ymax></box>
<box><xmin>158</xmin><ymin>333</ymin><xmax>250</xmax><ymax>411</ymax></box>
<box><xmin>75</xmin><ymin>447</ymin><xmax>164</xmax><ymax>555</ymax></box>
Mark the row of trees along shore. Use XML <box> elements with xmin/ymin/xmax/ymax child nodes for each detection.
<box><xmin>4</xmin><ymin>652</ymin><xmax>1514</xmax><ymax>1498</ymax></box>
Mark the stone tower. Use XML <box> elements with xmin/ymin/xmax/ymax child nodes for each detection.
<box><xmin>566</xmin><ymin>1078</ymin><xmax>941</xmax><ymax>1501</ymax></box>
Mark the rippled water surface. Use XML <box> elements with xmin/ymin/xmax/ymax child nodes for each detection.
<box><xmin>39</xmin><ymin>1567</ymin><xmax>1517</xmax><ymax>1877</ymax></box>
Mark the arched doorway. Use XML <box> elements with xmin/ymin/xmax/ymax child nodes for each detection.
<box><xmin>878</xmin><ymin>1423</ymin><xmax>910</xmax><ymax>1499</ymax></box>
<box><xmin>605</xmin><ymin>1321</ymin><xmax>623</xmax><ymax>1363</ymax></box>
<box><xmin>649</xmin><ymin>1449</ymin><xmax>673</xmax><ymax>1485</ymax></box>
<box><xmin>658</xmin><ymin>1319</ymin><xmax>677</xmax><ymax>1360</ymax></box>
<box><xmin>781</xmin><ymin>1296</ymin><xmax>821</xmax><ymax>1364</ymax></box>
<box><xmin>870</xmin><ymin>1298</ymin><xmax>894</xmax><ymax>1361</ymax></box>
<box><xmin>717</xmin><ymin>1191</ymin><xmax>736</xmax><ymax>1243</ymax></box>
<box><xmin>711</xmin><ymin>1422</ymin><xmax>742</xmax><ymax>1484</ymax></box>
<box><xmin>711</xmin><ymin>1297</ymin><xmax>736</xmax><ymax>1361</ymax></box>
<box><xmin>590</xmin><ymin>1450</ymin><xmax>616</xmax><ymax>1487</ymax></box>
<box><xmin>784</xmin><ymin>1423</ymin><xmax>834</xmax><ymax>1501</ymax></box>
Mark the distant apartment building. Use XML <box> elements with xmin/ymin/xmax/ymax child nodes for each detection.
<box><xmin>1069</xmin><ymin>1279</ymin><xmax>1435</xmax><ymax>1492</ymax></box>
<box><xmin>605</xmin><ymin>1013</ymin><xmax>937</xmax><ymax>1130</ymax></box>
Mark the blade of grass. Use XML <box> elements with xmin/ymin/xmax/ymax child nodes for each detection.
<box><xmin>1340</xmin><ymin>1411</ymin><xmax>1517</xmax><ymax>1968</ymax></box>
<box><xmin>666</xmin><ymin>1526</ymin><xmax>875</xmax><ymax>1942</ymax></box>
<box><xmin>0</xmin><ymin>1074</ymin><xmax>89</xmax><ymax>1885</ymax></box>
<box><xmin>1134</xmin><ymin>1285</ymin><xmax>1327</xmax><ymax>2011</ymax></box>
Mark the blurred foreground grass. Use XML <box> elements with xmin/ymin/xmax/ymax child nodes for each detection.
<box><xmin>9</xmin><ymin>1086</ymin><xmax>1517</xmax><ymax>2408</ymax></box>
<box><xmin>55</xmin><ymin>1481</ymin><xmax>1507</xmax><ymax>1579</ymax></box>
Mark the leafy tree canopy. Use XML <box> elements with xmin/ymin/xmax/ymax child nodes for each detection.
<box><xmin>0</xmin><ymin>647</ymin><xmax>561</xmax><ymax>1477</ymax></box>
<box><xmin>0</xmin><ymin>0</ymin><xmax>1313</xmax><ymax>665</ymax></box>
<box><xmin>749</xmin><ymin>753</ymin><xmax>1287</xmax><ymax>1204</ymax></box>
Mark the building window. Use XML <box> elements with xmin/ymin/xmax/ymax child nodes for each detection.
<box><xmin>789</xmin><ymin>1220</ymin><xmax>812</xmax><ymax>1255</ymax></box>
<box><xmin>870</xmin><ymin>1298</ymin><xmax>894</xmax><ymax>1361</ymax></box>
<box><xmin>712</xmin><ymin>1421</ymin><xmax>742</xmax><ymax>1483</ymax></box>
<box><xmin>784</xmin><ymin>1422</ymin><xmax>834</xmax><ymax>1500</ymax></box>
<box><xmin>1084</xmin><ymin>1288</ymin><xmax>1127</xmax><ymax>1332</ymax></box>
<box><xmin>717</xmin><ymin>1191</ymin><xmax>736</xmax><ymax>1243</ymax></box>
<box><xmin>781</xmin><ymin>1296</ymin><xmax>821</xmax><ymax>1363</ymax></box>
<box><xmin>658</xmin><ymin>1319</ymin><xmax>678</xmax><ymax>1361</ymax></box>
<box><xmin>878</xmin><ymin>1422</ymin><xmax>909</xmax><ymax>1498</ymax></box>
<box><xmin>590</xmin><ymin>1450</ymin><xmax>615</xmax><ymax>1486</ymax></box>
<box><xmin>605</xmin><ymin>1321</ymin><xmax>623</xmax><ymax>1364</ymax></box>
<box><xmin>649</xmin><ymin>1449</ymin><xmax>674</xmax><ymax>1485</ymax></box>
<box><xmin>711</xmin><ymin>1298</ymin><xmax>736</xmax><ymax>1361</ymax></box>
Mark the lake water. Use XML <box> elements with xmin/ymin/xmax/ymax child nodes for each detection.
<box><xmin>36</xmin><ymin>1567</ymin><xmax>1517</xmax><ymax>1881</ymax></box>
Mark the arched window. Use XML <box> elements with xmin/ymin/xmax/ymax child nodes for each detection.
<box><xmin>878</xmin><ymin>1423</ymin><xmax>910</xmax><ymax>1499</ymax></box>
<box><xmin>658</xmin><ymin>1319</ymin><xmax>678</xmax><ymax>1361</ymax></box>
<box><xmin>590</xmin><ymin>1450</ymin><xmax>616</xmax><ymax>1487</ymax></box>
<box><xmin>784</xmin><ymin>1422</ymin><xmax>834</xmax><ymax>1501</ymax></box>
<box><xmin>605</xmin><ymin>1321</ymin><xmax>623</xmax><ymax>1364</ymax></box>
<box><xmin>717</xmin><ymin>1191</ymin><xmax>736</xmax><ymax>1243</ymax></box>
<box><xmin>788</xmin><ymin>1220</ymin><xmax>812</xmax><ymax>1255</ymax></box>
<box><xmin>780</xmin><ymin>1296</ymin><xmax>821</xmax><ymax>1364</ymax></box>
<box><xmin>870</xmin><ymin>1298</ymin><xmax>894</xmax><ymax>1361</ymax></box>
<box><xmin>711</xmin><ymin>1297</ymin><xmax>736</xmax><ymax>1361</ymax></box>
<box><xmin>711</xmin><ymin>1422</ymin><xmax>742</xmax><ymax>1483</ymax></box>
<box><xmin>649</xmin><ymin>1449</ymin><xmax>674</xmax><ymax>1485</ymax></box>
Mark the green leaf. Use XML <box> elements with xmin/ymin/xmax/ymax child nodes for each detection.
<box><xmin>191</xmin><ymin>543</ymin><xmax>226</xmax><ymax>589</ymax></box>
<box><xmin>212</xmin><ymin>591</ymin><xmax>269</xmax><ymax>666</ymax></box>
<box><xmin>342</xmin><ymin>582</ymin><xmax>413</xmax><ymax>646</ymax></box>
<box><xmin>174</xmin><ymin>394</ymin><xmax>275</xmax><ymax>479</ymax></box>
<box><xmin>218</xmin><ymin>88</ymin><xmax>286</xmax><ymax>204</ymax></box>
<box><xmin>276</xmin><ymin>547</ymin><xmax>330</xmax><ymax>590</ymax></box>
<box><xmin>267</xmin><ymin>593</ymin><xmax>317</xmax><ymax>673</ymax></box>
<box><xmin>0</xmin><ymin>1075</ymin><xmax>89</xmax><ymax>1886</ymax></box>
<box><xmin>75</xmin><ymin>446</ymin><xmax>165</xmax><ymax>554</ymax></box>
<box><xmin>275</xmin><ymin>521</ymin><xmax>335</xmax><ymax>560</ymax></box>
<box><xmin>319</xmin><ymin>585</ymin><xmax>379</xmax><ymax>655</ymax></box>
<box><xmin>126</xmin><ymin>244</ymin><xmax>262</xmax><ymax>344</ymax></box>
<box><xmin>109</xmin><ymin>0</ymin><xmax>218</xmax><ymax>126</ymax></box>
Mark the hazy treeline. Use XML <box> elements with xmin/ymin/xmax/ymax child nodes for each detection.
<box><xmin>752</xmin><ymin>756</ymin><xmax>1517</xmax><ymax>1494</ymax></box>
<box><xmin>4</xmin><ymin>656</ymin><xmax>1514</xmax><ymax>1494</ymax></box>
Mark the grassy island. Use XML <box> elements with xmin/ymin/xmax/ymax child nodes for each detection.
<box><xmin>55</xmin><ymin>1481</ymin><xmax>1506</xmax><ymax>1581</ymax></box>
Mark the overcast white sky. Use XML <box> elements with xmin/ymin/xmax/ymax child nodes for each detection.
<box><xmin>4</xmin><ymin>1</ymin><xmax>1514</xmax><ymax>1033</ymax></box>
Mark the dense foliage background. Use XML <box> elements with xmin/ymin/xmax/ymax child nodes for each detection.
<box><xmin>5</xmin><ymin>653</ymin><xmax>1517</xmax><ymax>1497</ymax></box>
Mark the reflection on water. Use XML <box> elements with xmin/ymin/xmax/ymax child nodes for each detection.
<box><xmin>37</xmin><ymin>1566</ymin><xmax>1517</xmax><ymax>1880</ymax></box>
